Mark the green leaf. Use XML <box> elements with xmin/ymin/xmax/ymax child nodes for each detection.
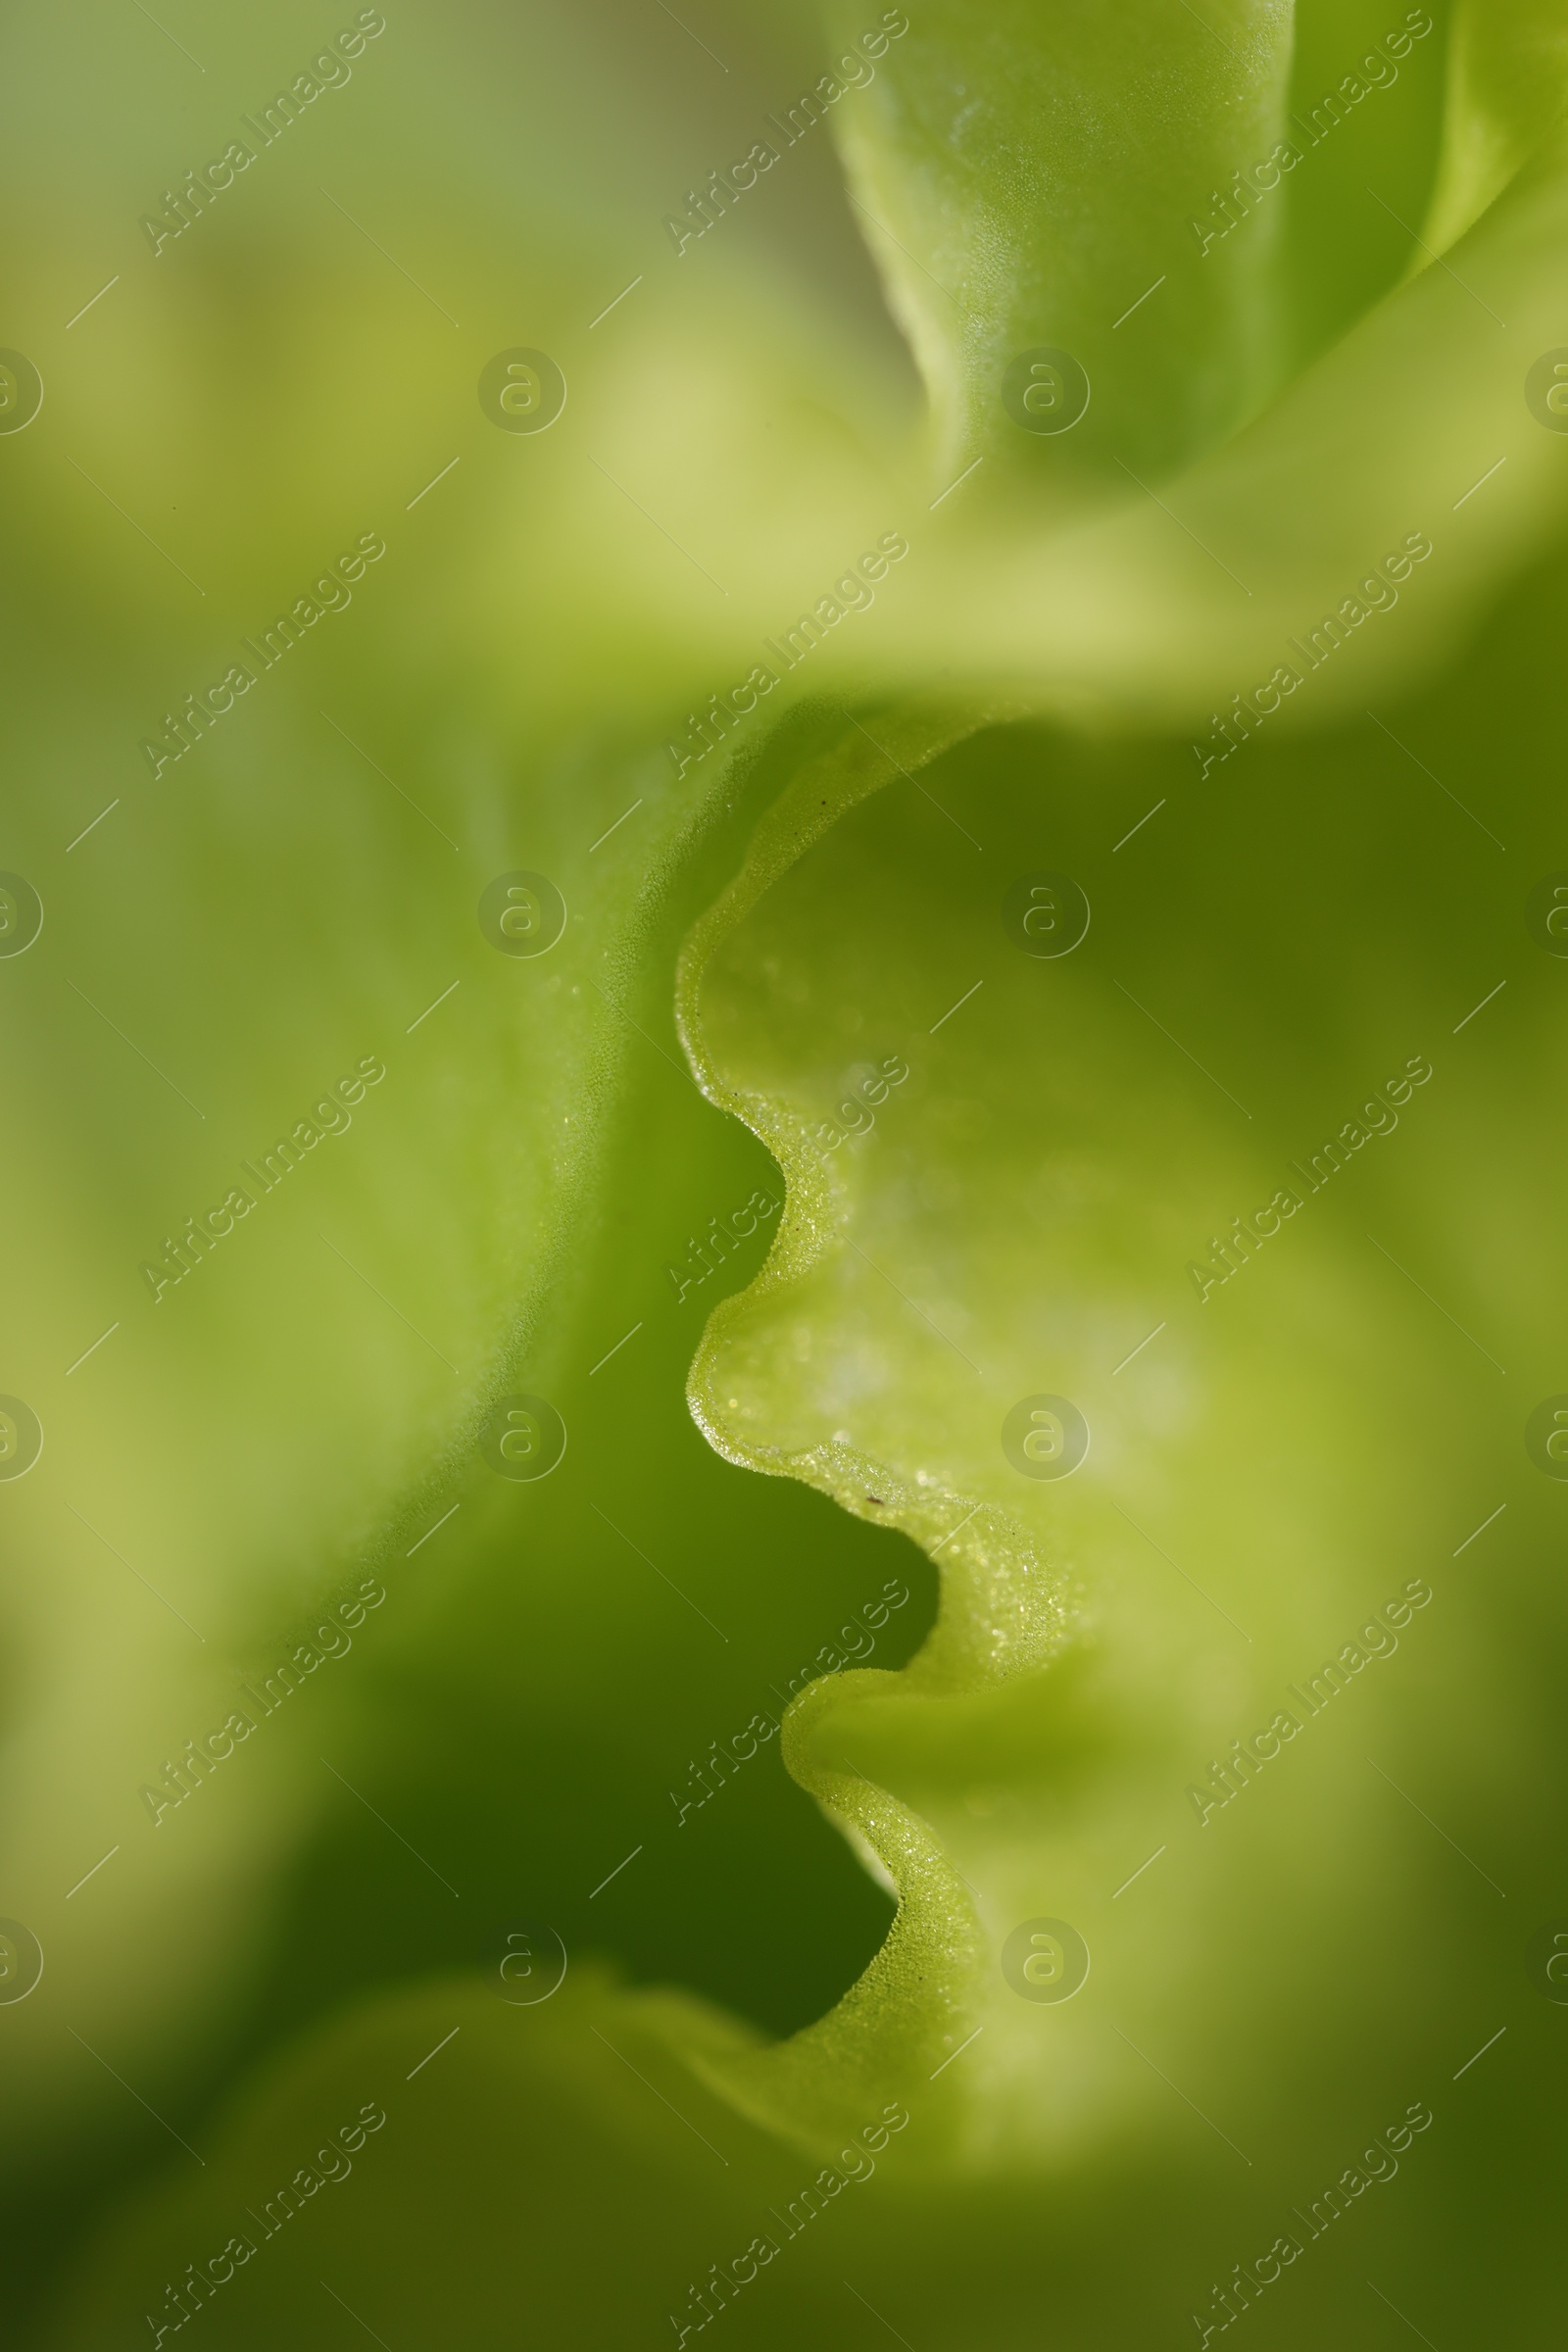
<box><xmin>825</xmin><ymin>0</ymin><xmax>1299</xmax><ymax>473</ymax></box>
<box><xmin>18</xmin><ymin>2</ymin><xmax>1568</xmax><ymax>2345</ymax></box>
<box><xmin>1425</xmin><ymin>0</ymin><xmax>1568</xmax><ymax>247</ymax></box>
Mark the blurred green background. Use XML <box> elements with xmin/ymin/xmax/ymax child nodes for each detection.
<box><xmin>5</xmin><ymin>0</ymin><xmax>1568</xmax><ymax>2344</ymax></box>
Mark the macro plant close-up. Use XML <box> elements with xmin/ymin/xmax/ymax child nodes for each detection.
<box><xmin>4</xmin><ymin>0</ymin><xmax>1568</xmax><ymax>2342</ymax></box>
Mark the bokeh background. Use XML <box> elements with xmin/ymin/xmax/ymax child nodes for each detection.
<box><xmin>3</xmin><ymin>0</ymin><xmax>1567</xmax><ymax>2343</ymax></box>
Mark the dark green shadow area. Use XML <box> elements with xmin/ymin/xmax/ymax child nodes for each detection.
<box><xmin>1279</xmin><ymin>0</ymin><xmax>1454</xmax><ymax>372</ymax></box>
<box><xmin>1</xmin><ymin>704</ymin><xmax>934</xmax><ymax>2341</ymax></box>
<box><xmin>243</xmin><ymin>1050</ymin><xmax>936</xmax><ymax>2052</ymax></box>
<box><xmin>215</xmin><ymin>697</ymin><xmax>941</xmax><ymax>2049</ymax></box>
